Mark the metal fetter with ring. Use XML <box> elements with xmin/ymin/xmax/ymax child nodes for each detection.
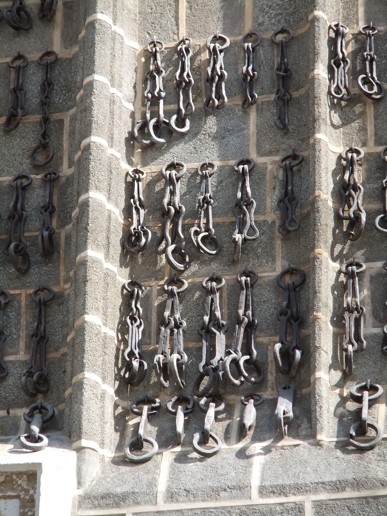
<box><xmin>157</xmin><ymin>160</ymin><xmax>190</xmax><ymax>271</ymax></box>
<box><xmin>38</xmin><ymin>171</ymin><xmax>59</xmax><ymax>257</ymax></box>
<box><xmin>349</xmin><ymin>381</ymin><xmax>383</xmax><ymax>450</ymax></box>
<box><xmin>204</xmin><ymin>33</ymin><xmax>230</xmax><ymax>110</ymax></box>
<box><xmin>275</xmin><ymin>384</ymin><xmax>294</xmax><ymax>437</ymax></box>
<box><xmin>233</xmin><ymin>158</ymin><xmax>259</xmax><ymax>262</ymax></box>
<box><xmin>328</xmin><ymin>22</ymin><xmax>351</xmax><ymax>101</ymax></box>
<box><xmin>125</xmin><ymin>397</ymin><xmax>160</xmax><ymax>464</ymax></box>
<box><xmin>241</xmin><ymin>32</ymin><xmax>260</xmax><ymax>109</ymax></box>
<box><xmin>20</xmin><ymin>401</ymin><xmax>55</xmax><ymax>451</ymax></box>
<box><xmin>4</xmin><ymin>53</ymin><xmax>28</xmax><ymax>132</ymax></box>
<box><xmin>154</xmin><ymin>276</ymin><xmax>188</xmax><ymax>389</ymax></box>
<box><xmin>274</xmin><ymin>265</ymin><xmax>305</xmax><ymax>377</ymax></box>
<box><xmin>0</xmin><ymin>290</ymin><xmax>10</xmax><ymax>380</ymax></box>
<box><xmin>167</xmin><ymin>395</ymin><xmax>194</xmax><ymax>445</ymax></box>
<box><xmin>193</xmin><ymin>396</ymin><xmax>224</xmax><ymax>457</ymax></box>
<box><xmin>190</xmin><ymin>161</ymin><xmax>221</xmax><ymax>256</ymax></box>
<box><xmin>241</xmin><ymin>393</ymin><xmax>263</xmax><ymax>438</ymax></box>
<box><xmin>224</xmin><ymin>270</ymin><xmax>264</xmax><ymax>387</ymax></box>
<box><xmin>375</xmin><ymin>147</ymin><xmax>387</xmax><ymax>233</ymax></box>
<box><xmin>278</xmin><ymin>149</ymin><xmax>303</xmax><ymax>235</ymax></box>
<box><xmin>170</xmin><ymin>37</ymin><xmax>195</xmax><ymax>135</ymax></box>
<box><xmin>358</xmin><ymin>23</ymin><xmax>384</xmax><ymax>100</ymax></box>
<box><xmin>272</xmin><ymin>27</ymin><xmax>292</xmax><ymax>131</ymax></box>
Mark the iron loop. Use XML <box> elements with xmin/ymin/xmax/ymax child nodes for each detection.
<box><xmin>148</xmin><ymin>117</ymin><xmax>171</xmax><ymax>144</ymax></box>
<box><xmin>206</xmin><ymin>33</ymin><xmax>230</xmax><ymax>50</ymax></box>
<box><xmin>239</xmin><ymin>355</ymin><xmax>265</xmax><ymax>384</ymax></box>
<box><xmin>198</xmin><ymin>396</ymin><xmax>225</xmax><ymax>413</ymax></box>
<box><xmin>224</xmin><ymin>353</ymin><xmax>243</xmax><ymax>386</ymax></box>
<box><xmin>196</xmin><ymin>232</ymin><xmax>221</xmax><ymax>255</ymax></box>
<box><xmin>20</xmin><ymin>433</ymin><xmax>48</xmax><ymax>451</ymax></box>
<box><xmin>277</xmin><ymin>265</ymin><xmax>306</xmax><ymax>289</ymax></box>
<box><xmin>375</xmin><ymin>214</ymin><xmax>387</xmax><ymax>233</ymax></box>
<box><xmin>31</xmin><ymin>143</ymin><xmax>54</xmax><ymax>168</ymax></box>
<box><xmin>241</xmin><ymin>393</ymin><xmax>263</xmax><ymax>407</ymax></box>
<box><xmin>166</xmin><ymin>395</ymin><xmax>194</xmax><ymax>415</ymax></box>
<box><xmin>198</xmin><ymin>161</ymin><xmax>217</xmax><ymax>176</ymax></box>
<box><xmin>164</xmin><ymin>276</ymin><xmax>188</xmax><ymax>293</ymax></box>
<box><xmin>350</xmin><ymin>381</ymin><xmax>383</xmax><ymax>403</ymax></box>
<box><xmin>38</xmin><ymin>50</ymin><xmax>58</xmax><ymax>65</ymax></box>
<box><xmin>234</xmin><ymin>157</ymin><xmax>255</xmax><ymax>172</ymax></box>
<box><xmin>132</xmin><ymin>119</ymin><xmax>153</xmax><ymax>147</ymax></box>
<box><xmin>272</xmin><ymin>27</ymin><xmax>293</xmax><ymax>44</ymax></box>
<box><xmin>192</xmin><ymin>431</ymin><xmax>222</xmax><ymax>457</ymax></box>
<box><xmin>241</xmin><ymin>31</ymin><xmax>261</xmax><ymax>48</ymax></box>
<box><xmin>31</xmin><ymin>287</ymin><xmax>55</xmax><ymax>304</ymax></box>
<box><xmin>125</xmin><ymin>436</ymin><xmax>158</xmax><ymax>463</ymax></box>
<box><xmin>349</xmin><ymin>420</ymin><xmax>382</xmax><ymax>450</ymax></box>
<box><xmin>23</xmin><ymin>401</ymin><xmax>55</xmax><ymax>424</ymax></box>
<box><xmin>131</xmin><ymin>397</ymin><xmax>161</xmax><ymax>416</ymax></box>
<box><xmin>169</xmin><ymin>113</ymin><xmax>190</xmax><ymax>134</ymax></box>
<box><xmin>165</xmin><ymin>244</ymin><xmax>190</xmax><ymax>271</ymax></box>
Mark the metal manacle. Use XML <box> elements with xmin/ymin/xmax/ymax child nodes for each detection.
<box><xmin>339</xmin><ymin>146</ymin><xmax>366</xmax><ymax>241</ymax></box>
<box><xmin>240</xmin><ymin>393</ymin><xmax>263</xmax><ymax>438</ymax></box>
<box><xmin>274</xmin><ymin>265</ymin><xmax>306</xmax><ymax>377</ymax></box>
<box><xmin>38</xmin><ymin>171</ymin><xmax>59</xmax><ymax>257</ymax></box>
<box><xmin>358</xmin><ymin>23</ymin><xmax>384</xmax><ymax>100</ymax></box>
<box><xmin>125</xmin><ymin>397</ymin><xmax>160</xmax><ymax>464</ymax></box>
<box><xmin>194</xmin><ymin>275</ymin><xmax>227</xmax><ymax>398</ymax></box>
<box><xmin>204</xmin><ymin>33</ymin><xmax>230</xmax><ymax>111</ymax></box>
<box><xmin>192</xmin><ymin>396</ymin><xmax>224</xmax><ymax>457</ymax></box>
<box><xmin>272</xmin><ymin>27</ymin><xmax>292</xmax><ymax>131</ymax></box>
<box><xmin>157</xmin><ymin>160</ymin><xmax>190</xmax><ymax>271</ymax></box>
<box><xmin>341</xmin><ymin>260</ymin><xmax>366</xmax><ymax>375</ymax></box>
<box><xmin>190</xmin><ymin>161</ymin><xmax>221</xmax><ymax>255</ymax></box>
<box><xmin>275</xmin><ymin>384</ymin><xmax>294</xmax><ymax>437</ymax></box>
<box><xmin>4</xmin><ymin>173</ymin><xmax>32</xmax><ymax>274</ymax></box>
<box><xmin>0</xmin><ymin>290</ymin><xmax>10</xmax><ymax>380</ymax></box>
<box><xmin>4</xmin><ymin>0</ymin><xmax>32</xmax><ymax>31</ymax></box>
<box><xmin>20</xmin><ymin>401</ymin><xmax>55</xmax><ymax>451</ymax></box>
<box><xmin>4</xmin><ymin>53</ymin><xmax>28</xmax><ymax>132</ymax></box>
<box><xmin>232</xmin><ymin>158</ymin><xmax>259</xmax><ymax>262</ymax></box>
<box><xmin>22</xmin><ymin>288</ymin><xmax>54</xmax><ymax>396</ymax></box>
<box><xmin>224</xmin><ymin>270</ymin><xmax>264</xmax><ymax>386</ymax></box>
<box><xmin>122</xmin><ymin>168</ymin><xmax>151</xmax><ymax>254</ymax></box>
<box><xmin>170</xmin><ymin>37</ymin><xmax>195</xmax><ymax>134</ymax></box>
<box><xmin>154</xmin><ymin>276</ymin><xmax>188</xmax><ymax>389</ymax></box>
<box><xmin>349</xmin><ymin>381</ymin><xmax>383</xmax><ymax>450</ymax></box>
<box><xmin>31</xmin><ymin>51</ymin><xmax>58</xmax><ymax>167</ymax></box>
<box><xmin>375</xmin><ymin>147</ymin><xmax>387</xmax><ymax>233</ymax></box>
<box><xmin>38</xmin><ymin>0</ymin><xmax>58</xmax><ymax>21</ymax></box>
<box><xmin>122</xmin><ymin>280</ymin><xmax>147</xmax><ymax>386</ymax></box>
<box><xmin>133</xmin><ymin>39</ymin><xmax>170</xmax><ymax>146</ymax></box>
<box><xmin>241</xmin><ymin>32</ymin><xmax>260</xmax><ymax>109</ymax></box>
<box><xmin>166</xmin><ymin>395</ymin><xmax>194</xmax><ymax>445</ymax></box>
<box><xmin>328</xmin><ymin>22</ymin><xmax>351</xmax><ymax>101</ymax></box>
<box><xmin>278</xmin><ymin>149</ymin><xmax>303</xmax><ymax>235</ymax></box>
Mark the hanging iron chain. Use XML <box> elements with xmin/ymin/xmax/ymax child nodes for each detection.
<box><xmin>0</xmin><ymin>290</ymin><xmax>10</xmax><ymax>380</ymax></box>
<box><xmin>122</xmin><ymin>280</ymin><xmax>147</xmax><ymax>386</ymax></box>
<box><xmin>38</xmin><ymin>171</ymin><xmax>59</xmax><ymax>258</ymax></box>
<box><xmin>125</xmin><ymin>397</ymin><xmax>160</xmax><ymax>464</ymax></box>
<box><xmin>339</xmin><ymin>146</ymin><xmax>366</xmax><ymax>241</ymax></box>
<box><xmin>4</xmin><ymin>173</ymin><xmax>32</xmax><ymax>274</ymax></box>
<box><xmin>190</xmin><ymin>161</ymin><xmax>220</xmax><ymax>256</ymax></box>
<box><xmin>272</xmin><ymin>27</ymin><xmax>292</xmax><ymax>131</ymax></box>
<box><xmin>329</xmin><ymin>22</ymin><xmax>351</xmax><ymax>101</ymax></box>
<box><xmin>4</xmin><ymin>53</ymin><xmax>28</xmax><ymax>133</ymax></box>
<box><xmin>241</xmin><ymin>32</ymin><xmax>260</xmax><ymax>109</ymax></box>
<box><xmin>349</xmin><ymin>381</ymin><xmax>383</xmax><ymax>450</ymax></box>
<box><xmin>233</xmin><ymin>158</ymin><xmax>259</xmax><ymax>262</ymax></box>
<box><xmin>224</xmin><ymin>270</ymin><xmax>264</xmax><ymax>386</ymax></box>
<box><xmin>20</xmin><ymin>401</ymin><xmax>55</xmax><ymax>451</ymax></box>
<box><xmin>38</xmin><ymin>0</ymin><xmax>58</xmax><ymax>21</ymax></box>
<box><xmin>341</xmin><ymin>260</ymin><xmax>366</xmax><ymax>375</ymax></box>
<box><xmin>154</xmin><ymin>276</ymin><xmax>188</xmax><ymax>389</ymax></box>
<box><xmin>274</xmin><ymin>265</ymin><xmax>306</xmax><ymax>377</ymax></box>
<box><xmin>4</xmin><ymin>0</ymin><xmax>32</xmax><ymax>31</ymax></box>
<box><xmin>22</xmin><ymin>287</ymin><xmax>55</xmax><ymax>396</ymax></box>
<box><xmin>133</xmin><ymin>39</ymin><xmax>170</xmax><ymax>146</ymax></box>
<box><xmin>170</xmin><ymin>37</ymin><xmax>195</xmax><ymax>135</ymax></box>
<box><xmin>31</xmin><ymin>50</ymin><xmax>58</xmax><ymax>167</ymax></box>
<box><xmin>358</xmin><ymin>24</ymin><xmax>384</xmax><ymax>100</ymax></box>
<box><xmin>204</xmin><ymin>33</ymin><xmax>230</xmax><ymax>111</ymax></box>
<box><xmin>122</xmin><ymin>168</ymin><xmax>151</xmax><ymax>254</ymax></box>
<box><xmin>157</xmin><ymin>160</ymin><xmax>190</xmax><ymax>271</ymax></box>
<box><xmin>375</xmin><ymin>147</ymin><xmax>387</xmax><ymax>233</ymax></box>
<box><xmin>278</xmin><ymin>149</ymin><xmax>303</xmax><ymax>235</ymax></box>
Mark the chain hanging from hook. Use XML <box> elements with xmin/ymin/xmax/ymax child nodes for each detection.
<box><xmin>278</xmin><ymin>149</ymin><xmax>303</xmax><ymax>235</ymax></box>
<box><xmin>272</xmin><ymin>27</ymin><xmax>292</xmax><ymax>131</ymax></box>
<box><xmin>0</xmin><ymin>291</ymin><xmax>10</xmax><ymax>380</ymax></box>
<box><xmin>339</xmin><ymin>146</ymin><xmax>366</xmax><ymax>241</ymax></box>
<box><xmin>204</xmin><ymin>33</ymin><xmax>230</xmax><ymax>111</ymax></box>
<box><xmin>375</xmin><ymin>147</ymin><xmax>387</xmax><ymax>233</ymax></box>
<box><xmin>38</xmin><ymin>171</ymin><xmax>59</xmax><ymax>257</ymax></box>
<box><xmin>328</xmin><ymin>22</ymin><xmax>351</xmax><ymax>101</ymax></box>
<box><xmin>4</xmin><ymin>53</ymin><xmax>28</xmax><ymax>132</ymax></box>
<box><xmin>170</xmin><ymin>37</ymin><xmax>195</xmax><ymax>135</ymax></box>
<box><xmin>358</xmin><ymin>23</ymin><xmax>384</xmax><ymax>100</ymax></box>
<box><xmin>241</xmin><ymin>32</ymin><xmax>260</xmax><ymax>109</ymax></box>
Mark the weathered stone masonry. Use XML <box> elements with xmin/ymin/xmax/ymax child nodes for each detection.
<box><xmin>0</xmin><ymin>1</ymin><xmax>387</xmax><ymax>515</ymax></box>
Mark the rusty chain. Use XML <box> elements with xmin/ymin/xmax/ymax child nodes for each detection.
<box><xmin>22</xmin><ymin>287</ymin><xmax>54</xmax><ymax>396</ymax></box>
<box><xmin>358</xmin><ymin>24</ymin><xmax>384</xmax><ymax>100</ymax></box>
<box><xmin>38</xmin><ymin>171</ymin><xmax>59</xmax><ymax>258</ymax></box>
<box><xmin>20</xmin><ymin>401</ymin><xmax>55</xmax><ymax>451</ymax></box>
<box><xmin>39</xmin><ymin>0</ymin><xmax>58</xmax><ymax>21</ymax></box>
<box><xmin>4</xmin><ymin>173</ymin><xmax>32</xmax><ymax>274</ymax></box>
<box><xmin>4</xmin><ymin>0</ymin><xmax>32</xmax><ymax>31</ymax></box>
<box><xmin>157</xmin><ymin>160</ymin><xmax>190</xmax><ymax>271</ymax></box>
<box><xmin>154</xmin><ymin>276</ymin><xmax>188</xmax><ymax>389</ymax></box>
<box><xmin>329</xmin><ymin>22</ymin><xmax>351</xmax><ymax>101</ymax></box>
<box><xmin>376</xmin><ymin>147</ymin><xmax>387</xmax><ymax>233</ymax></box>
<box><xmin>341</xmin><ymin>260</ymin><xmax>366</xmax><ymax>375</ymax></box>
<box><xmin>241</xmin><ymin>32</ymin><xmax>260</xmax><ymax>109</ymax></box>
<box><xmin>349</xmin><ymin>381</ymin><xmax>383</xmax><ymax>450</ymax></box>
<box><xmin>204</xmin><ymin>33</ymin><xmax>230</xmax><ymax>111</ymax></box>
<box><xmin>0</xmin><ymin>291</ymin><xmax>10</xmax><ymax>380</ymax></box>
<box><xmin>4</xmin><ymin>53</ymin><xmax>28</xmax><ymax>133</ymax></box>
<box><xmin>233</xmin><ymin>158</ymin><xmax>259</xmax><ymax>262</ymax></box>
<box><xmin>190</xmin><ymin>161</ymin><xmax>220</xmax><ymax>256</ymax></box>
<box><xmin>339</xmin><ymin>146</ymin><xmax>366</xmax><ymax>241</ymax></box>
<box><xmin>170</xmin><ymin>37</ymin><xmax>195</xmax><ymax>134</ymax></box>
<box><xmin>272</xmin><ymin>27</ymin><xmax>292</xmax><ymax>131</ymax></box>
<box><xmin>278</xmin><ymin>149</ymin><xmax>303</xmax><ymax>235</ymax></box>
<box><xmin>122</xmin><ymin>168</ymin><xmax>151</xmax><ymax>254</ymax></box>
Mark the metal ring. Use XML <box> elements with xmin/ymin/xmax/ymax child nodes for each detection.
<box><xmin>0</xmin><ymin>290</ymin><xmax>10</xmax><ymax>307</ymax></box>
<box><xmin>123</xmin><ymin>280</ymin><xmax>145</xmax><ymax>295</ymax></box>
<box><xmin>340</xmin><ymin>260</ymin><xmax>366</xmax><ymax>275</ymax></box>
<box><xmin>124</xmin><ymin>359</ymin><xmax>147</xmax><ymax>386</ymax></box>
<box><xmin>162</xmin><ymin>160</ymin><xmax>187</xmax><ymax>179</ymax></box>
<box><xmin>198</xmin><ymin>161</ymin><xmax>217</xmax><ymax>176</ymax></box>
<box><xmin>193</xmin><ymin>369</ymin><xmax>217</xmax><ymax>398</ymax></box>
<box><xmin>131</xmin><ymin>396</ymin><xmax>161</xmax><ymax>416</ymax></box>
<box><xmin>350</xmin><ymin>382</ymin><xmax>384</xmax><ymax>403</ymax></box>
<box><xmin>277</xmin><ymin>265</ymin><xmax>306</xmax><ymax>289</ymax></box>
<box><xmin>237</xmin><ymin>269</ymin><xmax>258</xmax><ymax>286</ymax></box>
<box><xmin>9</xmin><ymin>53</ymin><xmax>28</xmax><ymax>68</ymax></box>
<box><xmin>234</xmin><ymin>158</ymin><xmax>255</xmax><ymax>172</ymax></box>
<box><xmin>124</xmin><ymin>436</ymin><xmax>158</xmax><ymax>463</ymax></box>
<box><xmin>166</xmin><ymin>395</ymin><xmax>194</xmax><ymax>415</ymax></box>
<box><xmin>272</xmin><ymin>27</ymin><xmax>293</xmax><ymax>44</ymax></box>
<box><xmin>23</xmin><ymin>401</ymin><xmax>55</xmax><ymax>424</ymax></box>
<box><xmin>31</xmin><ymin>287</ymin><xmax>55</xmax><ymax>304</ymax></box>
<box><xmin>169</xmin><ymin>113</ymin><xmax>190</xmax><ymax>135</ymax></box>
<box><xmin>349</xmin><ymin>420</ymin><xmax>382</xmax><ymax>450</ymax></box>
<box><xmin>165</xmin><ymin>244</ymin><xmax>190</xmax><ymax>271</ymax></box>
<box><xmin>206</xmin><ymin>33</ymin><xmax>230</xmax><ymax>50</ymax></box>
<box><xmin>38</xmin><ymin>50</ymin><xmax>58</xmax><ymax>66</ymax></box>
<box><xmin>202</xmin><ymin>275</ymin><xmax>225</xmax><ymax>291</ymax></box>
<box><xmin>169</xmin><ymin>352</ymin><xmax>187</xmax><ymax>389</ymax></box>
<box><xmin>241</xmin><ymin>393</ymin><xmax>263</xmax><ymax>407</ymax></box>
<box><xmin>196</xmin><ymin>232</ymin><xmax>221</xmax><ymax>256</ymax></box>
<box><xmin>329</xmin><ymin>21</ymin><xmax>349</xmax><ymax>34</ymax></box>
<box><xmin>375</xmin><ymin>214</ymin><xmax>387</xmax><ymax>233</ymax></box>
<box><xmin>239</xmin><ymin>355</ymin><xmax>265</xmax><ymax>385</ymax></box>
<box><xmin>241</xmin><ymin>32</ymin><xmax>261</xmax><ymax>48</ymax></box>
<box><xmin>360</xmin><ymin>24</ymin><xmax>378</xmax><ymax>36</ymax></box>
<box><xmin>11</xmin><ymin>173</ymin><xmax>32</xmax><ymax>188</ymax></box>
<box><xmin>148</xmin><ymin>117</ymin><xmax>171</xmax><ymax>144</ymax></box>
<box><xmin>279</xmin><ymin>149</ymin><xmax>304</xmax><ymax>168</ymax></box>
<box><xmin>164</xmin><ymin>276</ymin><xmax>188</xmax><ymax>293</ymax></box>
<box><xmin>198</xmin><ymin>396</ymin><xmax>225</xmax><ymax>413</ymax></box>
<box><xmin>341</xmin><ymin>146</ymin><xmax>364</xmax><ymax>161</ymax></box>
<box><xmin>193</xmin><ymin>431</ymin><xmax>222</xmax><ymax>457</ymax></box>
<box><xmin>20</xmin><ymin>433</ymin><xmax>48</xmax><ymax>451</ymax></box>
<box><xmin>31</xmin><ymin>143</ymin><xmax>55</xmax><ymax>168</ymax></box>
<box><xmin>132</xmin><ymin>119</ymin><xmax>153</xmax><ymax>147</ymax></box>
<box><xmin>224</xmin><ymin>353</ymin><xmax>243</xmax><ymax>386</ymax></box>
<box><xmin>147</xmin><ymin>39</ymin><xmax>164</xmax><ymax>52</ymax></box>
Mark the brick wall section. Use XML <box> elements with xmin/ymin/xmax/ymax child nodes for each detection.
<box><xmin>0</xmin><ymin>1</ymin><xmax>387</xmax><ymax>515</ymax></box>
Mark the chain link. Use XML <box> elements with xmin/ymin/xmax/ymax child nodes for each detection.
<box><xmin>4</xmin><ymin>0</ymin><xmax>32</xmax><ymax>31</ymax></box>
<box><xmin>341</xmin><ymin>260</ymin><xmax>366</xmax><ymax>375</ymax></box>
<box><xmin>190</xmin><ymin>161</ymin><xmax>220</xmax><ymax>255</ymax></box>
<box><xmin>358</xmin><ymin>24</ymin><xmax>384</xmax><ymax>100</ymax></box>
<box><xmin>0</xmin><ymin>291</ymin><xmax>10</xmax><ymax>380</ymax></box>
<box><xmin>4</xmin><ymin>173</ymin><xmax>32</xmax><ymax>274</ymax></box>
<box><xmin>157</xmin><ymin>160</ymin><xmax>190</xmax><ymax>271</ymax></box>
<box><xmin>329</xmin><ymin>22</ymin><xmax>351</xmax><ymax>101</ymax></box>
<box><xmin>339</xmin><ymin>146</ymin><xmax>366</xmax><ymax>241</ymax></box>
<box><xmin>4</xmin><ymin>53</ymin><xmax>28</xmax><ymax>132</ymax></box>
<box><xmin>232</xmin><ymin>158</ymin><xmax>259</xmax><ymax>262</ymax></box>
<box><xmin>204</xmin><ymin>33</ymin><xmax>230</xmax><ymax>111</ymax></box>
<box><xmin>272</xmin><ymin>27</ymin><xmax>292</xmax><ymax>131</ymax></box>
<box><xmin>38</xmin><ymin>171</ymin><xmax>59</xmax><ymax>257</ymax></box>
<box><xmin>170</xmin><ymin>37</ymin><xmax>195</xmax><ymax>134</ymax></box>
<box><xmin>20</xmin><ymin>401</ymin><xmax>55</xmax><ymax>451</ymax></box>
<box><xmin>38</xmin><ymin>0</ymin><xmax>58</xmax><ymax>21</ymax></box>
<box><xmin>22</xmin><ymin>287</ymin><xmax>55</xmax><ymax>396</ymax></box>
<box><xmin>122</xmin><ymin>168</ymin><xmax>151</xmax><ymax>254</ymax></box>
<box><xmin>349</xmin><ymin>381</ymin><xmax>383</xmax><ymax>450</ymax></box>
<box><xmin>375</xmin><ymin>147</ymin><xmax>387</xmax><ymax>233</ymax></box>
<box><xmin>241</xmin><ymin>32</ymin><xmax>260</xmax><ymax>109</ymax></box>
<box><xmin>125</xmin><ymin>397</ymin><xmax>160</xmax><ymax>463</ymax></box>
<box><xmin>278</xmin><ymin>149</ymin><xmax>303</xmax><ymax>235</ymax></box>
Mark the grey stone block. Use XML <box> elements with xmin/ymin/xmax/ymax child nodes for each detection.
<box><xmin>369</xmin><ymin>267</ymin><xmax>387</xmax><ymax>327</ymax></box>
<box><xmin>319</xmin><ymin>0</ymin><xmax>358</xmax><ymax>30</ymax></box>
<box><xmin>132</xmin><ymin>504</ymin><xmax>305</xmax><ymax>516</ymax></box>
<box><xmin>138</xmin><ymin>0</ymin><xmax>178</xmax><ymax>46</ymax></box>
<box><xmin>0</xmin><ymin>413</ymin><xmax>22</xmax><ymax>437</ymax></box>
<box><xmin>61</xmin><ymin>1</ymin><xmax>86</xmax><ymax>53</ymax></box>
<box><xmin>253</xmin><ymin>0</ymin><xmax>314</xmax><ymax>35</ymax></box>
<box><xmin>325</xmin><ymin>95</ymin><xmax>367</xmax><ymax>149</ymax></box>
<box><xmin>186</xmin><ymin>0</ymin><xmax>245</xmax><ymax>40</ymax></box>
<box><xmin>312</xmin><ymin>496</ymin><xmax>387</xmax><ymax>516</ymax></box>
<box><xmin>0</xmin><ymin>293</ymin><xmax>21</xmax><ymax>357</ymax></box>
